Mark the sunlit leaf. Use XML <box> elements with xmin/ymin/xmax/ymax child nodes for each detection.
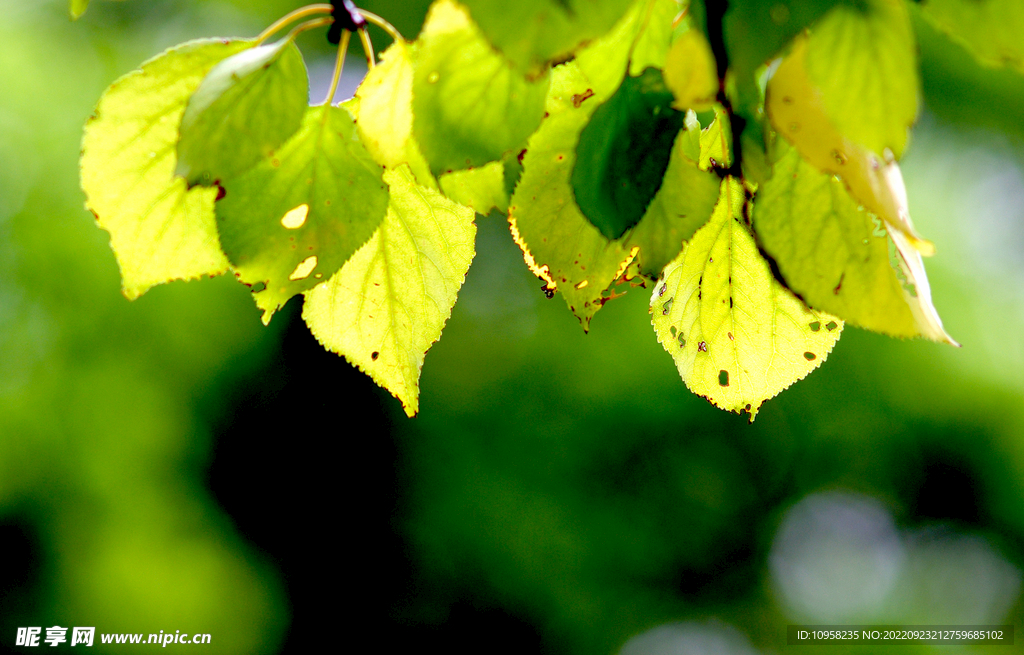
<box><xmin>919</xmin><ymin>0</ymin><xmax>1024</xmax><ymax>74</ymax></box>
<box><xmin>630</xmin><ymin>127</ymin><xmax>720</xmax><ymax>276</ymax></box>
<box><xmin>439</xmin><ymin>161</ymin><xmax>508</xmax><ymax>214</ymax></box>
<box><xmin>766</xmin><ymin>36</ymin><xmax>934</xmax><ymax>256</ymax></box>
<box><xmin>353</xmin><ymin>39</ymin><xmax>435</xmax><ymax>188</ymax></box>
<box><xmin>663</xmin><ymin>29</ymin><xmax>718</xmax><ymax>111</ymax></box>
<box><xmin>572</xmin><ymin>68</ymin><xmax>686</xmax><ymax>240</ymax></box>
<box><xmin>627</xmin><ymin>0</ymin><xmax>682</xmax><ymax>76</ymax></box>
<box><xmin>509</xmin><ymin>61</ymin><xmax>639</xmax><ymax>329</ymax></box>
<box><xmin>461</xmin><ymin>0</ymin><xmax>634</xmax><ymax>76</ymax></box>
<box><xmin>412</xmin><ymin>0</ymin><xmax>549</xmax><ymax>175</ymax></box>
<box><xmin>215</xmin><ymin>105</ymin><xmax>388</xmax><ymax>323</ymax></box>
<box><xmin>303</xmin><ymin>165</ymin><xmax>476</xmax><ymax>417</ymax></box>
<box><xmin>804</xmin><ymin>0</ymin><xmax>918</xmax><ymax>159</ymax></box>
<box><xmin>81</xmin><ymin>38</ymin><xmax>252</xmax><ymax>299</ymax></box>
<box><xmin>651</xmin><ymin>178</ymin><xmax>843</xmax><ymax>420</ymax></box>
<box><xmin>176</xmin><ymin>38</ymin><xmax>308</xmax><ymax>186</ymax></box>
<box><xmin>756</xmin><ymin>142</ymin><xmax>956</xmax><ymax>344</ymax></box>
<box><xmin>70</xmin><ymin>0</ymin><xmax>89</xmax><ymax>19</ymax></box>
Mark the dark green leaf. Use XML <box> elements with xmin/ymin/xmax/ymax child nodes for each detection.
<box><xmin>572</xmin><ymin>68</ymin><xmax>685</xmax><ymax>240</ymax></box>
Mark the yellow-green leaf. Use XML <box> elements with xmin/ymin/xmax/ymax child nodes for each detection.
<box><xmin>663</xmin><ymin>29</ymin><xmax>718</xmax><ymax>111</ymax></box>
<box><xmin>302</xmin><ymin>166</ymin><xmax>476</xmax><ymax>417</ymax></box>
<box><xmin>766</xmin><ymin>36</ymin><xmax>935</xmax><ymax>256</ymax></box>
<box><xmin>651</xmin><ymin>177</ymin><xmax>843</xmax><ymax>420</ymax></box>
<box><xmin>439</xmin><ymin>161</ymin><xmax>508</xmax><ymax>214</ymax></box>
<box><xmin>353</xmin><ymin>39</ymin><xmax>435</xmax><ymax>188</ymax></box>
<box><xmin>919</xmin><ymin>0</ymin><xmax>1024</xmax><ymax>74</ymax></box>
<box><xmin>81</xmin><ymin>38</ymin><xmax>252</xmax><ymax>299</ymax></box>
<box><xmin>412</xmin><ymin>0</ymin><xmax>549</xmax><ymax>175</ymax></box>
<box><xmin>755</xmin><ymin>142</ymin><xmax>956</xmax><ymax>344</ymax></box>
<box><xmin>70</xmin><ymin>0</ymin><xmax>89</xmax><ymax>19</ymax></box>
<box><xmin>176</xmin><ymin>38</ymin><xmax>309</xmax><ymax>186</ymax></box>
<box><xmin>805</xmin><ymin>0</ymin><xmax>918</xmax><ymax>159</ymax></box>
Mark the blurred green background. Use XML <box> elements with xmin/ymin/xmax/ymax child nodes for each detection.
<box><xmin>1</xmin><ymin>0</ymin><xmax>1024</xmax><ymax>653</ymax></box>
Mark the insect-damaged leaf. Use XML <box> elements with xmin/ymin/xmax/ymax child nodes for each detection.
<box><xmin>412</xmin><ymin>0</ymin><xmax>549</xmax><ymax>175</ymax></box>
<box><xmin>651</xmin><ymin>178</ymin><xmax>843</xmax><ymax>420</ymax></box>
<box><xmin>81</xmin><ymin>38</ymin><xmax>253</xmax><ymax>299</ymax></box>
<box><xmin>509</xmin><ymin>60</ymin><xmax>639</xmax><ymax>329</ymax></box>
<box><xmin>215</xmin><ymin>105</ymin><xmax>388</xmax><ymax>323</ymax></box>
<box><xmin>176</xmin><ymin>38</ymin><xmax>309</xmax><ymax>187</ymax></box>
<box><xmin>572</xmin><ymin>68</ymin><xmax>686</xmax><ymax>240</ymax></box>
<box><xmin>303</xmin><ymin>166</ymin><xmax>476</xmax><ymax>417</ymax></box>
<box><xmin>755</xmin><ymin>142</ymin><xmax>956</xmax><ymax>344</ymax></box>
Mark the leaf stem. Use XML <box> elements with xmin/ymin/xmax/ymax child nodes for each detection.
<box><xmin>256</xmin><ymin>3</ymin><xmax>333</xmax><ymax>45</ymax></box>
<box><xmin>324</xmin><ymin>29</ymin><xmax>352</xmax><ymax>106</ymax></box>
<box><xmin>357</xmin><ymin>9</ymin><xmax>403</xmax><ymax>42</ymax></box>
<box><xmin>357</xmin><ymin>27</ymin><xmax>375</xmax><ymax>69</ymax></box>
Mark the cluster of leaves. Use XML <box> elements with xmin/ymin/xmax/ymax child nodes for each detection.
<box><xmin>77</xmin><ymin>0</ymin><xmax>1024</xmax><ymax>419</ymax></box>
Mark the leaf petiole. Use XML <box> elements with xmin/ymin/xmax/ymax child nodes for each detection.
<box><xmin>358</xmin><ymin>27</ymin><xmax>376</xmax><ymax>70</ymax></box>
<box><xmin>357</xmin><ymin>9</ymin><xmax>403</xmax><ymax>42</ymax></box>
<box><xmin>256</xmin><ymin>4</ymin><xmax>333</xmax><ymax>46</ymax></box>
<box><xmin>324</xmin><ymin>29</ymin><xmax>352</xmax><ymax>106</ymax></box>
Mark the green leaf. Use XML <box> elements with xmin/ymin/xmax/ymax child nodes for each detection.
<box><xmin>81</xmin><ymin>38</ymin><xmax>253</xmax><ymax>299</ymax></box>
<box><xmin>353</xmin><ymin>39</ymin><xmax>435</xmax><ymax>188</ymax></box>
<box><xmin>509</xmin><ymin>61</ymin><xmax>639</xmax><ymax>329</ymax></box>
<box><xmin>755</xmin><ymin>142</ymin><xmax>956</xmax><ymax>344</ymax></box>
<box><xmin>176</xmin><ymin>38</ymin><xmax>309</xmax><ymax>186</ymax></box>
<box><xmin>804</xmin><ymin>0</ymin><xmax>918</xmax><ymax>159</ymax></box>
<box><xmin>651</xmin><ymin>177</ymin><xmax>843</xmax><ymax>420</ymax></box>
<box><xmin>70</xmin><ymin>0</ymin><xmax>89</xmax><ymax>19</ymax></box>
<box><xmin>629</xmin><ymin>128</ymin><xmax>721</xmax><ymax>276</ymax></box>
<box><xmin>919</xmin><ymin>0</ymin><xmax>1024</xmax><ymax>74</ymax></box>
<box><xmin>302</xmin><ymin>165</ymin><xmax>476</xmax><ymax>417</ymax></box>
<box><xmin>439</xmin><ymin>161</ymin><xmax>509</xmax><ymax>214</ymax></box>
<box><xmin>571</xmin><ymin>67</ymin><xmax>686</xmax><ymax>240</ymax></box>
<box><xmin>627</xmin><ymin>0</ymin><xmax>683</xmax><ymax>76</ymax></box>
<box><xmin>215</xmin><ymin>105</ymin><xmax>388</xmax><ymax>323</ymax></box>
<box><xmin>461</xmin><ymin>0</ymin><xmax>634</xmax><ymax>75</ymax></box>
<box><xmin>412</xmin><ymin>0</ymin><xmax>550</xmax><ymax>175</ymax></box>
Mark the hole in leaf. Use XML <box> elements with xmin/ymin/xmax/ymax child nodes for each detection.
<box><xmin>250</xmin><ymin>281</ymin><xmax>267</xmax><ymax>293</ymax></box>
<box><xmin>809</xmin><ymin>321</ymin><xmax>821</xmax><ymax>331</ymax></box>
<box><xmin>718</xmin><ymin>370</ymin><xmax>729</xmax><ymax>386</ymax></box>
<box><xmin>661</xmin><ymin>297</ymin><xmax>674</xmax><ymax>315</ymax></box>
<box><xmin>826</xmin><ymin>321</ymin><xmax>838</xmax><ymax>331</ymax></box>
<box><xmin>698</xmin><ymin>341</ymin><xmax>707</xmax><ymax>352</ymax></box>
<box><xmin>281</xmin><ymin>203</ymin><xmax>309</xmax><ymax>229</ymax></box>
<box><xmin>371</xmin><ymin>351</ymin><xmax>379</xmax><ymax>361</ymax></box>
<box><xmin>288</xmin><ymin>255</ymin><xmax>318</xmax><ymax>281</ymax></box>
<box><xmin>803</xmin><ymin>352</ymin><xmax>816</xmax><ymax>361</ymax></box>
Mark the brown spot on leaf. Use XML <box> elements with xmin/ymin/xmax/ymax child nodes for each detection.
<box><xmin>698</xmin><ymin>341</ymin><xmax>708</xmax><ymax>352</ymax></box>
<box><xmin>571</xmin><ymin>88</ymin><xmax>594</xmax><ymax>107</ymax></box>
